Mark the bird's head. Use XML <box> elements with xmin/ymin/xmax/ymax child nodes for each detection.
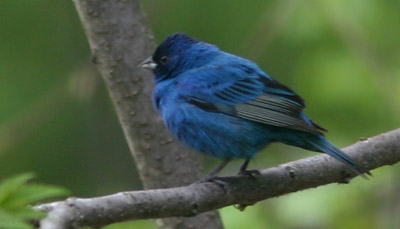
<box><xmin>139</xmin><ymin>33</ymin><xmax>219</xmax><ymax>81</ymax></box>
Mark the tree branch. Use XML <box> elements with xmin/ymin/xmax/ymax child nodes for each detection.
<box><xmin>37</xmin><ymin>129</ymin><xmax>400</xmax><ymax>228</ymax></box>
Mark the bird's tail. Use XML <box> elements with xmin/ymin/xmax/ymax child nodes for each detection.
<box><xmin>307</xmin><ymin>137</ymin><xmax>371</xmax><ymax>179</ymax></box>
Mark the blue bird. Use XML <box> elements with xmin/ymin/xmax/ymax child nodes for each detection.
<box><xmin>139</xmin><ymin>33</ymin><xmax>369</xmax><ymax>181</ymax></box>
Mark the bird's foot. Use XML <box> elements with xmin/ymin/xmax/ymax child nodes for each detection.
<box><xmin>194</xmin><ymin>157</ymin><xmax>233</xmax><ymax>184</ymax></box>
<box><xmin>193</xmin><ymin>175</ymin><xmax>230</xmax><ymax>191</ymax></box>
<box><xmin>237</xmin><ymin>158</ymin><xmax>260</xmax><ymax>177</ymax></box>
<box><xmin>194</xmin><ymin>174</ymin><xmax>217</xmax><ymax>184</ymax></box>
<box><xmin>238</xmin><ymin>169</ymin><xmax>261</xmax><ymax>177</ymax></box>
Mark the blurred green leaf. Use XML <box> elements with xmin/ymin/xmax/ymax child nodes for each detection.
<box><xmin>3</xmin><ymin>184</ymin><xmax>69</xmax><ymax>209</ymax></box>
<box><xmin>0</xmin><ymin>209</ymin><xmax>32</xmax><ymax>229</ymax></box>
<box><xmin>0</xmin><ymin>173</ymin><xmax>35</xmax><ymax>205</ymax></box>
<box><xmin>0</xmin><ymin>173</ymin><xmax>69</xmax><ymax>229</ymax></box>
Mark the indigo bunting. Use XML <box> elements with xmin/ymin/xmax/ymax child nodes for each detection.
<box><xmin>139</xmin><ymin>33</ymin><xmax>369</xmax><ymax>180</ymax></box>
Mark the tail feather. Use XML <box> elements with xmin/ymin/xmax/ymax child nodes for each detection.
<box><xmin>307</xmin><ymin>137</ymin><xmax>371</xmax><ymax>179</ymax></box>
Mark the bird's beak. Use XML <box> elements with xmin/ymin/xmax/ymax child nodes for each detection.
<box><xmin>138</xmin><ymin>57</ymin><xmax>157</xmax><ymax>70</ymax></box>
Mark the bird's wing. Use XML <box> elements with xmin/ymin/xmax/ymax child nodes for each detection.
<box><xmin>179</xmin><ymin>65</ymin><xmax>326</xmax><ymax>135</ymax></box>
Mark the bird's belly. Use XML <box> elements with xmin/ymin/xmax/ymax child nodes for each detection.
<box><xmin>162</xmin><ymin>104</ymin><xmax>273</xmax><ymax>159</ymax></box>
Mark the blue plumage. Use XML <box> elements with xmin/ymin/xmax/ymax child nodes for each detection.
<box><xmin>139</xmin><ymin>33</ymin><xmax>368</xmax><ymax>180</ymax></box>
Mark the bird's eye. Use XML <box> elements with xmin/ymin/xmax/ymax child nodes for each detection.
<box><xmin>160</xmin><ymin>56</ymin><xmax>169</xmax><ymax>65</ymax></box>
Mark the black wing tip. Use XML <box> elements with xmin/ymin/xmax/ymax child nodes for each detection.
<box><xmin>258</xmin><ymin>77</ymin><xmax>306</xmax><ymax>107</ymax></box>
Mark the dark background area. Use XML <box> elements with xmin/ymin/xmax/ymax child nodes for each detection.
<box><xmin>1</xmin><ymin>1</ymin><xmax>399</xmax><ymax>228</ymax></box>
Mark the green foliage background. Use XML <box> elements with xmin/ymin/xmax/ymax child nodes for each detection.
<box><xmin>0</xmin><ymin>0</ymin><xmax>399</xmax><ymax>228</ymax></box>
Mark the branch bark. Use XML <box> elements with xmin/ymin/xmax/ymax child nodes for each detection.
<box><xmin>37</xmin><ymin>129</ymin><xmax>400</xmax><ymax>228</ymax></box>
<box><xmin>69</xmin><ymin>0</ymin><xmax>222</xmax><ymax>228</ymax></box>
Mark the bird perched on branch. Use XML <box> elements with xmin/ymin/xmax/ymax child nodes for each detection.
<box><xmin>139</xmin><ymin>33</ymin><xmax>369</xmax><ymax>181</ymax></box>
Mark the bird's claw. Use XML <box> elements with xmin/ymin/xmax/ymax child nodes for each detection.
<box><xmin>194</xmin><ymin>175</ymin><xmax>217</xmax><ymax>184</ymax></box>
<box><xmin>193</xmin><ymin>176</ymin><xmax>230</xmax><ymax>191</ymax></box>
<box><xmin>238</xmin><ymin>169</ymin><xmax>261</xmax><ymax>177</ymax></box>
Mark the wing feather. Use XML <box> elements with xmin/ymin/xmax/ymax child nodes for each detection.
<box><xmin>179</xmin><ymin>65</ymin><xmax>325</xmax><ymax>135</ymax></box>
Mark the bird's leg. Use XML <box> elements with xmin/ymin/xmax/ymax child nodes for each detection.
<box><xmin>196</xmin><ymin>157</ymin><xmax>233</xmax><ymax>183</ymax></box>
<box><xmin>238</xmin><ymin>158</ymin><xmax>260</xmax><ymax>177</ymax></box>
